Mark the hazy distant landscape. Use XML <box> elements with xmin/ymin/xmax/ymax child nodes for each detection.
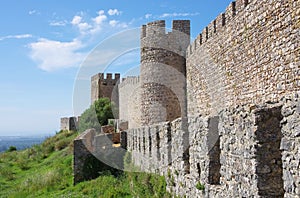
<box><xmin>0</xmin><ymin>136</ymin><xmax>47</xmax><ymax>153</ymax></box>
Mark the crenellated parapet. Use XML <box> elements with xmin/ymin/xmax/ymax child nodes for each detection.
<box><xmin>91</xmin><ymin>73</ymin><xmax>120</xmax><ymax>104</ymax></box>
<box><xmin>187</xmin><ymin>0</ymin><xmax>251</xmax><ymax>57</ymax></box>
<box><xmin>141</xmin><ymin>20</ymin><xmax>190</xmax><ymax>58</ymax></box>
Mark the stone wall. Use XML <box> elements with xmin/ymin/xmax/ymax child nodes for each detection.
<box><xmin>281</xmin><ymin>94</ymin><xmax>300</xmax><ymax>196</ymax></box>
<box><xmin>73</xmin><ymin>128</ymin><xmax>127</xmax><ymax>184</ymax></box>
<box><xmin>118</xmin><ymin>76</ymin><xmax>141</xmax><ymax>129</ymax></box>
<box><xmin>186</xmin><ymin>0</ymin><xmax>300</xmax><ymax>117</ymax></box>
<box><xmin>140</xmin><ymin>20</ymin><xmax>190</xmax><ymax>126</ymax></box>
<box><xmin>126</xmin><ymin>94</ymin><xmax>300</xmax><ymax>197</ymax></box>
<box><xmin>91</xmin><ymin>73</ymin><xmax>120</xmax><ymax>105</ymax></box>
<box><xmin>60</xmin><ymin>117</ymin><xmax>78</xmax><ymax>131</ymax></box>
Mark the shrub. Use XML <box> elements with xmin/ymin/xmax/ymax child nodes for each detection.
<box><xmin>78</xmin><ymin>98</ymin><xmax>115</xmax><ymax>133</ymax></box>
<box><xmin>7</xmin><ymin>146</ymin><xmax>17</xmax><ymax>152</ymax></box>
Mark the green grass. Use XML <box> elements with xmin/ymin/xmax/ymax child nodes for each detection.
<box><xmin>0</xmin><ymin>130</ymin><xmax>172</xmax><ymax>198</ymax></box>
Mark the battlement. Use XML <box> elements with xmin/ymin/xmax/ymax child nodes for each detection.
<box><xmin>91</xmin><ymin>73</ymin><xmax>120</xmax><ymax>104</ymax></box>
<box><xmin>187</xmin><ymin>0</ymin><xmax>251</xmax><ymax>57</ymax></box>
<box><xmin>91</xmin><ymin>73</ymin><xmax>120</xmax><ymax>81</ymax></box>
<box><xmin>141</xmin><ymin>20</ymin><xmax>190</xmax><ymax>39</ymax></box>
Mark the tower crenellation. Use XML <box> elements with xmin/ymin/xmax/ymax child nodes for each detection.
<box><xmin>91</xmin><ymin>73</ymin><xmax>120</xmax><ymax>104</ymax></box>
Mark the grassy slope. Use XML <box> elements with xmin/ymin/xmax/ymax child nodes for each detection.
<box><xmin>0</xmin><ymin>130</ymin><xmax>171</xmax><ymax>198</ymax></box>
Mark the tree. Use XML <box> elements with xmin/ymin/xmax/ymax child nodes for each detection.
<box><xmin>78</xmin><ymin>98</ymin><xmax>115</xmax><ymax>133</ymax></box>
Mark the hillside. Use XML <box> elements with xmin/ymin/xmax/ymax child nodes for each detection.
<box><xmin>0</xmin><ymin>130</ymin><xmax>172</xmax><ymax>198</ymax></box>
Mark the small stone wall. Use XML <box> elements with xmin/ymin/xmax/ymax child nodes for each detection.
<box><xmin>60</xmin><ymin>117</ymin><xmax>78</xmax><ymax>131</ymax></box>
<box><xmin>73</xmin><ymin>129</ymin><xmax>126</xmax><ymax>184</ymax></box>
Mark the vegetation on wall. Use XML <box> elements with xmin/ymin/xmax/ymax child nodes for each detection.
<box><xmin>78</xmin><ymin>97</ymin><xmax>115</xmax><ymax>133</ymax></box>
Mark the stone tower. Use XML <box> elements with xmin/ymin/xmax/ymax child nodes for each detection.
<box><xmin>91</xmin><ymin>73</ymin><xmax>120</xmax><ymax>104</ymax></box>
<box><xmin>140</xmin><ymin>20</ymin><xmax>190</xmax><ymax>125</ymax></box>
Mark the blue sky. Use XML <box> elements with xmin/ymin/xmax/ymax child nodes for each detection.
<box><xmin>0</xmin><ymin>0</ymin><xmax>232</xmax><ymax>136</ymax></box>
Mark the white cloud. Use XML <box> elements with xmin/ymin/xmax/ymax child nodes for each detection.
<box><xmin>108</xmin><ymin>9</ymin><xmax>121</xmax><ymax>16</ymax></box>
<box><xmin>29</xmin><ymin>10</ymin><xmax>39</xmax><ymax>15</ymax></box>
<box><xmin>70</xmin><ymin>10</ymin><xmax>108</xmax><ymax>35</ymax></box>
<box><xmin>145</xmin><ymin>14</ymin><xmax>152</xmax><ymax>19</ymax></box>
<box><xmin>71</xmin><ymin>15</ymin><xmax>92</xmax><ymax>35</ymax></box>
<box><xmin>159</xmin><ymin>12</ymin><xmax>200</xmax><ymax>18</ymax></box>
<box><xmin>109</xmin><ymin>20</ymin><xmax>128</xmax><ymax>28</ymax></box>
<box><xmin>93</xmin><ymin>10</ymin><xmax>107</xmax><ymax>24</ymax></box>
<box><xmin>0</xmin><ymin>34</ymin><xmax>33</xmax><ymax>41</ymax></box>
<box><xmin>71</xmin><ymin>15</ymin><xmax>82</xmax><ymax>25</ymax></box>
<box><xmin>109</xmin><ymin>20</ymin><xmax>118</xmax><ymax>27</ymax></box>
<box><xmin>49</xmin><ymin>20</ymin><xmax>67</xmax><ymax>26</ymax></box>
<box><xmin>29</xmin><ymin>38</ymin><xmax>86</xmax><ymax>71</ymax></box>
<box><xmin>28</xmin><ymin>8</ymin><xmax>133</xmax><ymax>72</ymax></box>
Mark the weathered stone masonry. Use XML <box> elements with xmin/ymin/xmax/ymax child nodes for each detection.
<box><xmin>128</xmin><ymin>95</ymin><xmax>299</xmax><ymax>197</ymax></box>
<box><xmin>186</xmin><ymin>0</ymin><xmax>299</xmax><ymax>116</ymax></box>
<box><xmin>118</xmin><ymin>76</ymin><xmax>141</xmax><ymax>129</ymax></box>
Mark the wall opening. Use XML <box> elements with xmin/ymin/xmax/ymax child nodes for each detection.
<box><xmin>213</xmin><ymin>20</ymin><xmax>216</xmax><ymax>33</ymax></box>
<box><xmin>222</xmin><ymin>13</ymin><xmax>226</xmax><ymax>26</ymax></box>
<box><xmin>132</xmin><ymin>133</ymin><xmax>135</xmax><ymax>150</ymax></box>
<box><xmin>149</xmin><ymin>133</ymin><xmax>152</xmax><ymax>157</ymax></box>
<box><xmin>197</xmin><ymin>163</ymin><xmax>201</xmax><ymax>178</ymax></box>
<box><xmin>255</xmin><ymin>106</ymin><xmax>284</xmax><ymax>197</ymax></box>
<box><xmin>156</xmin><ymin>129</ymin><xmax>161</xmax><ymax>161</ymax></box>
<box><xmin>167</xmin><ymin>123</ymin><xmax>172</xmax><ymax>165</ymax></box>
<box><xmin>138</xmin><ymin>135</ymin><xmax>141</xmax><ymax>153</ymax></box>
<box><xmin>143</xmin><ymin>136</ymin><xmax>146</xmax><ymax>154</ymax></box>
<box><xmin>208</xmin><ymin>116</ymin><xmax>221</xmax><ymax>185</ymax></box>
<box><xmin>232</xmin><ymin>2</ymin><xmax>236</xmax><ymax>16</ymax></box>
<box><xmin>199</xmin><ymin>34</ymin><xmax>202</xmax><ymax>45</ymax></box>
<box><xmin>182</xmin><ymin>117</ymin><xmax>190</xmax><ymax>174</ymax></box>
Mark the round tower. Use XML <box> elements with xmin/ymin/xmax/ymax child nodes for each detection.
<box><xmin>140</xmin><ymin>20</ymin><xmax>190</xmax><ymax>126</ymax></box>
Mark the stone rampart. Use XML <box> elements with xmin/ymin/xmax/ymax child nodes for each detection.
<box><xmin>126</xmin><ymin>94</ymin><xmax>300</xmax><ymax>197</ymax></box>
<box><xmin>186</xmin><ymin>0</ymin><xmax>299</xmax><ymax>116</ymax></box>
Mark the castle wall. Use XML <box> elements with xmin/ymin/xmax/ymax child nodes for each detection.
<box><xmin>140</xmin><ymin>20</ymin><xmax>190</xmax><ymax>126</ymax></box>
<box><xmin>73</xmin><ymin>128</ymin><xmax>126</xmax><ymax>184</ymax></box>
<box><xmin>186</xmin><ymin>0</ymin><xmax>300</xmax><ymax>116</ymax></box>
<box><xmin>118</xmin><ymin>76</ymin><xmax>141</xmax><ymax>129</ymax></box>
<box><xmin>60</xmin><ymin>117</ymin><xmax>78</xmax><ymax>131</ymax></box>
<box><xmin>91</xmin><ymin>73</ymin><xmax>120</xmax><ymax>105</ymax></box>
<box><xmin>126</xmin><ymin>94</ymin><xmax>300</xmax><ymax>197</ymax></box>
